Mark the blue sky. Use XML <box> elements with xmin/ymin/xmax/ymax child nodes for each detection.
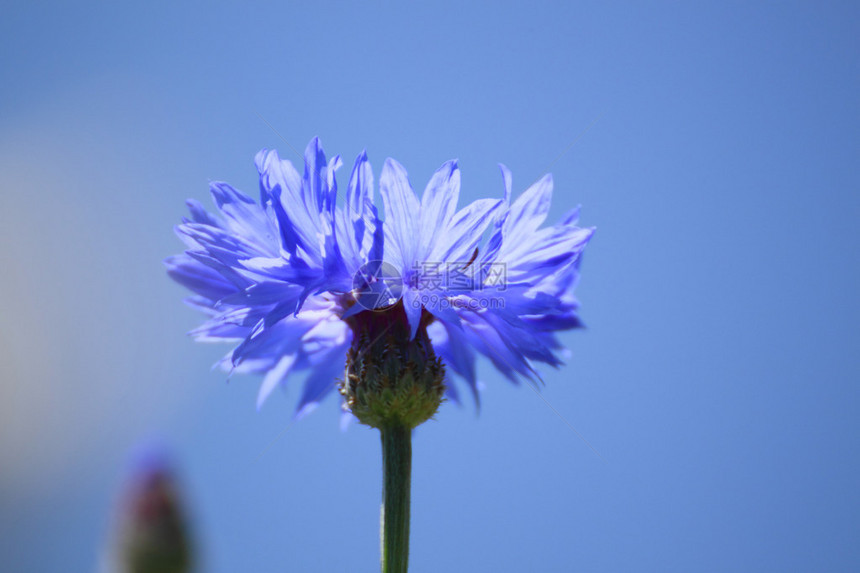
<box><xmin>1</xmin><ymin>2</ymin><xmax>858</xmax><ymax>572</ymax></box>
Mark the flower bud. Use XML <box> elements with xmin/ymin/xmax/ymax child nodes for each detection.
<box><xmin>113</xmin><ymin>450</ymin><xmax>194</xmax><ymax>573</ymax></box>
<box><xmin>341</xmin><ymin>303</ymin><xmax>445</xmax><ymax>429</ymax></box>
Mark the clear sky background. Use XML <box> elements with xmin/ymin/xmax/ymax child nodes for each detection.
<box><xmin>1</xmin><ymin>2</ymin><xmax>858</xmax><ymax>572</ymax></box>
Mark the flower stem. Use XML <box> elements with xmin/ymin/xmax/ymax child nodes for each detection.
<box><xmin>380</xmin><ymin>424</ymin><xmax>411</xmax><ymax>573</ymax></box>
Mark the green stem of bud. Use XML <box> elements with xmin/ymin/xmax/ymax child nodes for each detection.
<box><xmin>380</xmin><ymin>424</ymin><xmax>412</xmax><ymax>573</ymax></box>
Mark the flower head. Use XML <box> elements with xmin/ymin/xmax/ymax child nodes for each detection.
<box><xmin>166</xmin><ymin>138</ymin><xmax>593</xmax><ymax>420</ymax></box>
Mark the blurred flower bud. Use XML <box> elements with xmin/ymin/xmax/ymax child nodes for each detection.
<box><xmin>112</xmin><ymin>448</ymin><xmax>194</xmax><ymax>573</ymax></box>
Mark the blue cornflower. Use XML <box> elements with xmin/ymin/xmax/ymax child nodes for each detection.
<box><xmin>166</xmin><ymin>138</ymin><xmax>593</xmax><ymax>418</ymax></box>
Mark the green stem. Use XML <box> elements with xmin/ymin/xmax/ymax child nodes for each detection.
<box><xmin>380</xmin><ymin>424</ymin><xmax>412</xmax><ymax>573</ymax></box>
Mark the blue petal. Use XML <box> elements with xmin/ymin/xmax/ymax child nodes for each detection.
<box><xmin>419</xmin><ymin>160</ymin><xmax>460</xmax><ymax>257</ymax></box>
<box><xmin>209</xmin><ymin>182</ymin><xmax>278</xmax><ymax>256</ymax></box>
<box><xmin>339</xmin><ymin>151</ymin><xmax>378</xmax><ymax>266</ymax></box>
<box><xmin>428</xmin><ymin>320</ymin><xmax>478</xmax><ymax>405</ymax></box>
<box><xmin>401</xmin><ymin>288</ymin><xmax>423</xmax><ymax>339</ymax></box>
<box><xmin>294</xmin><ymin>347</ymin><xmax>347</xmax><ymax>419</ymax></box>
<box><xmin>178</xmin><ymin>220</ymin><xmax>269</xmax><ymax>260</ymax></box>
<box><xmin>164</xmin><ymin>255</ymin><xmax>237</xmax><ymax>302</ymax></box>
<box><xmin>255</xmin><ymin>149</ymin><xmax>302</xmax><ymax>209</ymax></box>
<box><xmin>257</xmin><ymin>354</ymin><xmax>297</xmax><ymax>410</ymax></box>
<box><xmin>348</xmin><ymin>151</ymin><xmax>374</xmax><ymax>209</ymax></box>
<box><xmin>237</xmin><ymin>256</ymin><xmax>310</xmax><ymax>284</ymax></box>
<box><xmin>380</xmin><ymin>158</ymin><xmax>420</xmax><ymax>270</ymax></box>
<box><xmin>457</xmin><ymin>311</ymin><xmax>542</xmax><ymax>383</ymax></box>
<box><xmin>184</xmin><ymin>250</ymin><xmax>249</xmax><ymax>290</ymax></box>
<box><xmin>326</xmin><ymin>155</ymin><xmax>343</xmax><ymax>215</ymax></box>
<box><xmin>185</xmin><ymin>198</ymin><xmax>221</xmax><ymax>226</ymax></box>
<box><xmin>503</xmin><ymin>225</ymin><xmax>594</xmax><ymax>284</ymax></box>
<box><xmin>498</xmin><ymin>163</ymin><xmax>512</xmax><ymax>204</ymax></box>
<box><xmin>367</xmin><ymin>204</ymin><xmax>384</xmax><ymax>265</ymax></box>
<box><xmin>189</xmin><ymin>323</ymin><xmax>248</xmax><ymax>342</ymax></box>
<box><xmin>561</xmin><ymin>205</ymin><xmax>581</xmax><ymax>226</ymax></box>
<box><xmin>422</xmin><ymin>295</ymin><xmax>462</xmax><ymax>328</ymax></box>
<box><xmin>483</xmin><ymin>309</ymin><xmax>561</xmax><ymax>366</ymax></box>
<box><xmin>502</xmin><ymin>174</ymin><xmax>553</xmax><ymax>242</ymax></box>
<box><xmin>302</xmin><ymin>137</ymin><xmax>327</xmax><ymax>215</ymax></box>
<box><xmin>256</xmin><ymin>149</ymin><xmax>322</xmax><ymax>261</ymax></box>
<box><xmin>231</xmin><ymin>317</ymin><xmax>308</xmax><ymax>367</ymax></box>
<box><xmin>337</xmin><ymin>157</ymin><xmax>384</xmax><ymax>276</ymax></box>
<box><xmin>444</xmin><ymin>381</ymin><xmax>460</xmax><ymax>404</ymax></box>
<box><xmin>431</xmin><ymin>198</ymin><xmax>504</xmax><ymax>263</ymax></box>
